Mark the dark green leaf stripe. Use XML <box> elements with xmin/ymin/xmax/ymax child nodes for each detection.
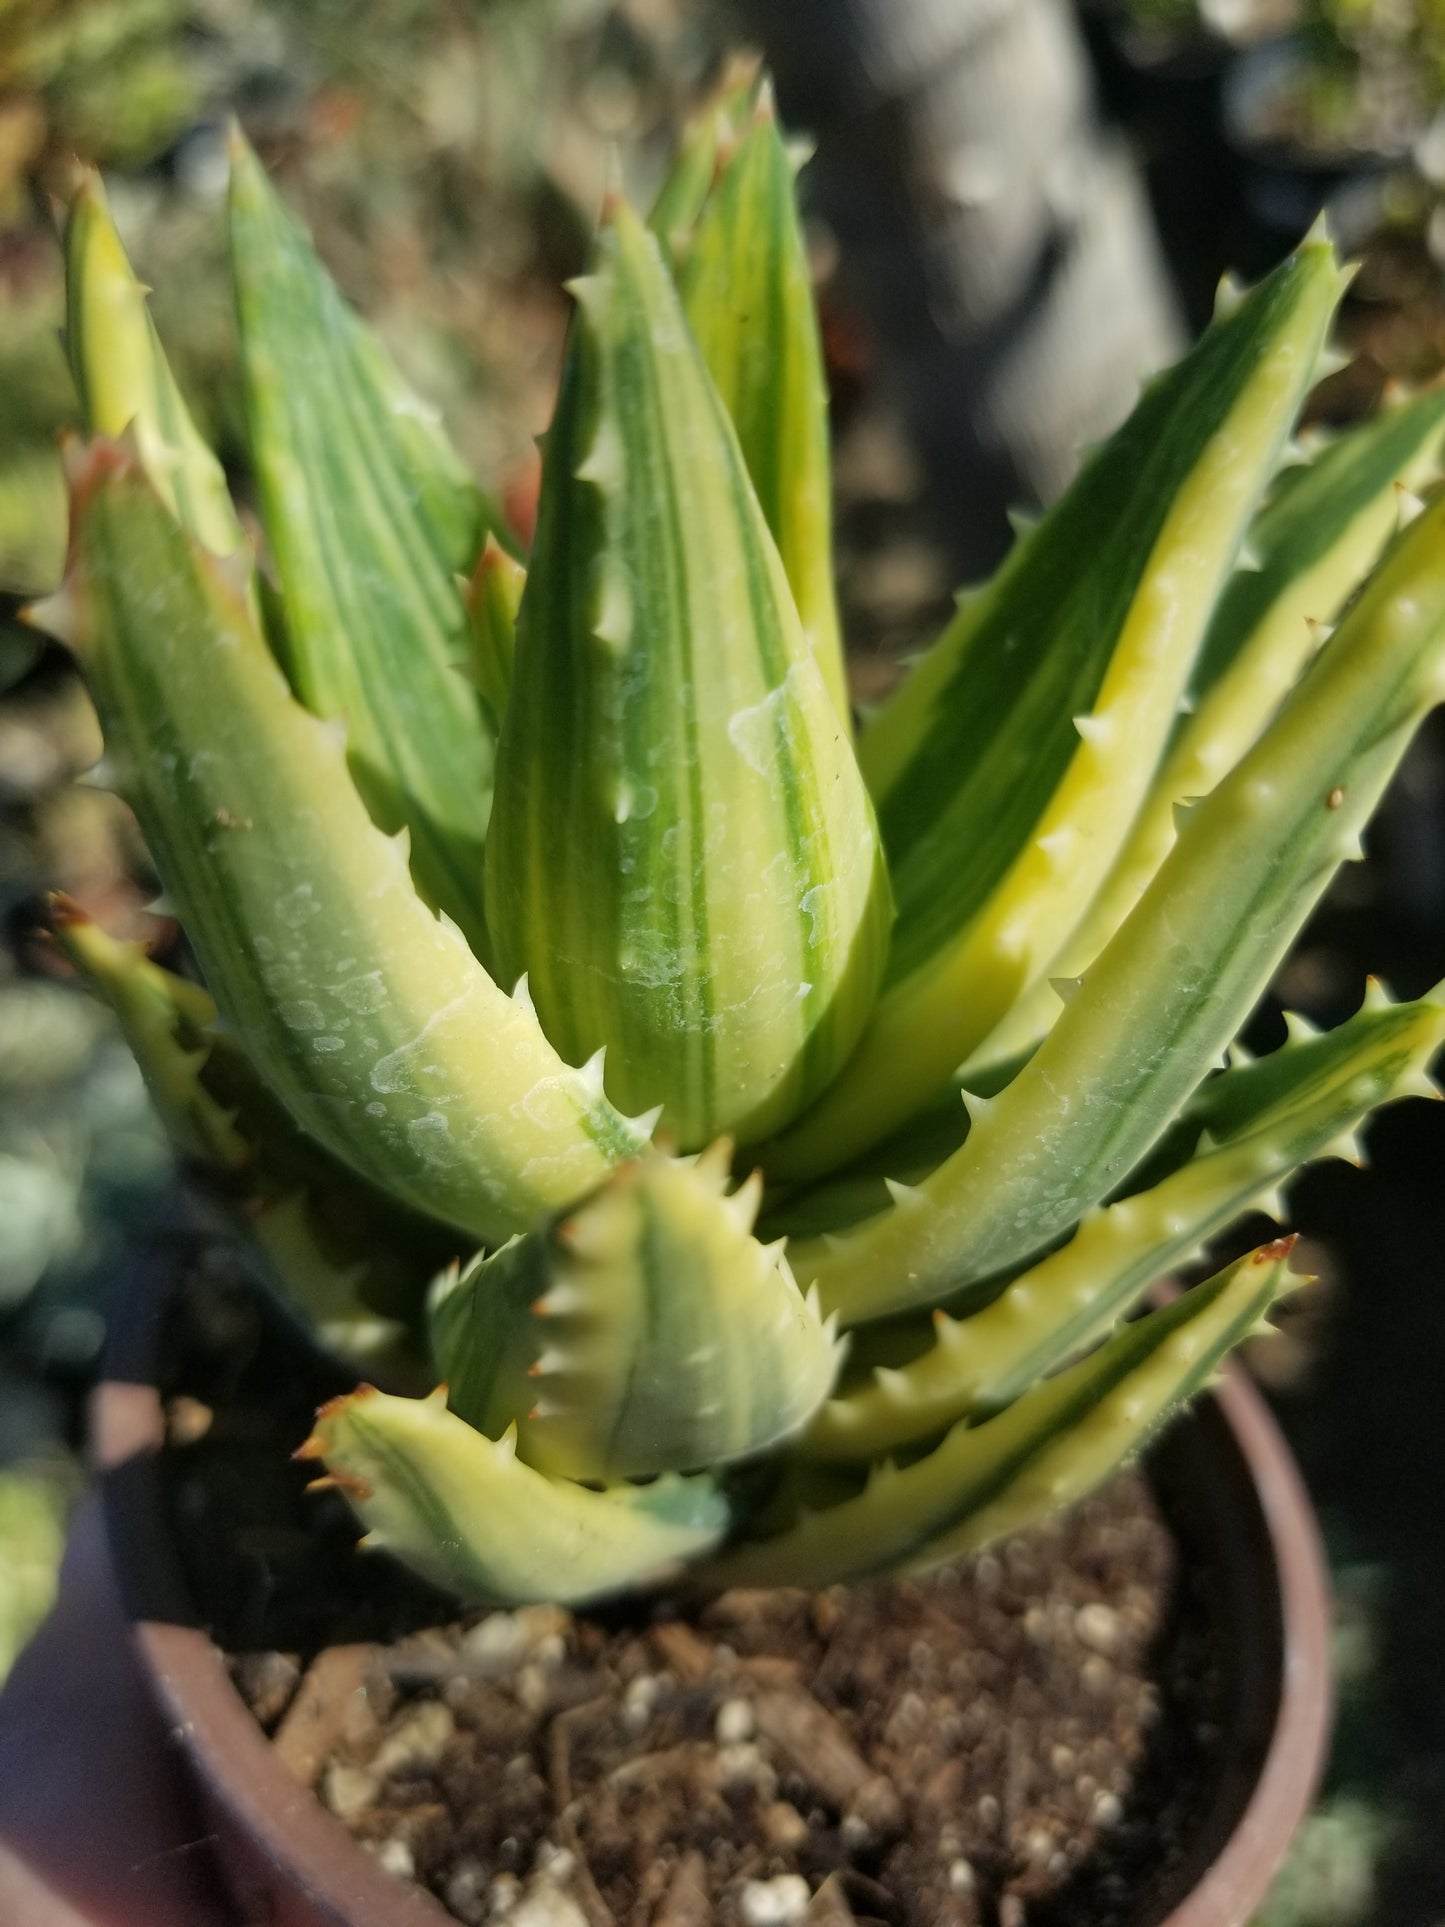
<box><xmin>678</xmin><ymin>100</ymin><xmax>848</xmax><ymax>720</ymax></box>
<box><xmin>229</xmin><ymin>134</ymin><xmax>501</xmax><ymax>960</ymax></box>
<box><xmin>1210</xmin><ymin>1000</ymin><xmax>1445</xmax><ymax>1150</ymax></box>
<box><xmin>803</xmin><ymin>986</ymin><xmax>1443</xmax><ymax>1461</ymax></box>
<box><xmin>485</xmin><ymin>203</ymin><xmax>890</xmax><ymax>1149</ymax></box>
<box><xmin>792</xmin><ymin>485</ymin><xmax>1445</xmax><ymax>1323</ymax></box>
<box><xmin>432</xmin><ymin>1150</ymin><xmax>838</xmax><ymax>1482</ymax></box>
<box><xmin>306</xmin><ymin>1385</ymin><xmax>730</xmax><ymax>1607</ymax></box>
<box><xmin>701</xmin><ymin>1245</ymin><xmax>1294</xmax><ymax>1588</ymax></box>
<box><xmin>868</xmin><ymin>251</ymin><xmax>1338</xmax><ymax>980</ymax></box>
<box><xmin>647</xmin><ymin>57</ymin><xmax>758</xmax><ymax>264</ymax></box>
<box><xmin>1191</xmin><ymin>386</ymin><xmax>1445</xmax><ymax>702</ymax></box>
<box><xmin>765</xmin><ymin>238</ymin><xmax>1346</xmax><ymax>1182</ymax></box>
<box><xmin>53</xmin><ymin>903</ymin><xmax>461</xmax><ymax>1346</ymax></box>
<box><xmin>965</xmin><ymin>383</ymin><xmax>1445</xmax><ymax>1077</ymax></box>
<box><xmin>52</xmin><ymin>903</ymin><xmax>248</xmax><ymax>1171</ymax></box>
<box><xmin>65</xmin><ymin>450</ymin><xmax>645</xmax><ymax>1243</ymax></box>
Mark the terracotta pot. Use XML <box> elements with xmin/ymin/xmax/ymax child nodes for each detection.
<box><xmin>92</xmin><ymin>1237</ymin><xmax>1333</xmax><ymax>1927</ymax></box>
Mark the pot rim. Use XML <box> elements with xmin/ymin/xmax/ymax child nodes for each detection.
<box><xmin>91</xmin><ymin>1244</ymin><xmax>1332</xmax><ymax>1927</ymax></box>
<box><xmin>1155</xmin><ymin>1362</ymin><xmax>1331</xmax><ymax>1927</ymax></box>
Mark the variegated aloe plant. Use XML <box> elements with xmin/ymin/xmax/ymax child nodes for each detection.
<box><xmin>34</xmin><ymin>77</ymin><xmax>1445</xmax><ymax>1609</ymax></box>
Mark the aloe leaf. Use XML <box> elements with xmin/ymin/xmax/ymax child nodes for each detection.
<box><xmin>247</xmin><ymin>1197</ymin><xmax>415</xmax><ymax>1366</ymax></box>
<box><xmin>700</xmin><ymin>1242</ymin><xmax>1300</xmax><ymax>1589</ymax></box>
<box><xmin>972</xmin><ymin>387</ymin><xmax>1445</xmax><ymax>1075</ymax></box>
<box><xmin>647</xmin><ymin>56</ymin><xmax>758</xmax><ymax>264</ymax></box>
<box><xmin>48</xmin><ymin>445</ymin><xmax>648</xmax><ymax>1243</ymax></box>
<box><xmin>50</xmin><ymin>898</ymin><xmax>448</xmax><ymax>1360</ymax></box>
<box><xmin>791</xmin><ymin>484</ymin><xmax>1445</xmax><ymax>1325</ymax></box>
<box><xmin>228</xmin><ymin>132</ymin><xmax>499</xmax><ymax>960</ymax></box>
<box><xmin>676</xmin><ymin>90</ymin><xmax>848</xmax><ymax>722</ymax></box>
<box><xmin>64</xmin><ymin>171</ymin><xmax>243</xmax><ymax>560</ymax></box>
<box><xmin>1187</xmin><ymin>391</ymin><xmax>1445</xmax><ymax>707</ymax></box>
<box><xmin>463</xmin><ymin>535</ymin><xmax>525</xmax><ymax>735</ymax></box>
<box><xmin>431</xmin><ymin>1144</ymin><xmax>842</xmax><ymax>1482</ymax></box>
<box><xmin>299</xmin><ymin>1384</ymin><xmax>729</xmax><ymax>1606</ymax></box>
<box><xmin>50</xmin><ymin>894</ymin><xmax>248</xmax><ymax>1170</ymax></box>
<box><xmin>485</xmin><ymin>201</ymin><xmax>892</xmax><ymax>1151</ymax></box>
<box><xmin>766</xmin><ymin>237</ymin><xmax>1349</xmax><ymax>1182</ymax></box>
<box><xmin>805</xmin><ymin>984</ymin><xmax>1444</xmax><ymax>1462</ymax></box>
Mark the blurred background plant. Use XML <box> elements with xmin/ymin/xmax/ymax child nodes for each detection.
<box><xmin>1</xmin><ymin>0</ymin><xmax>197</xmax><ymax>604</ymax></box>
<box><xmin>1096</xmin><ymin>0</ymin><xmax>1445</xmax><ymax>292</ymax></box>
<box><xmin>1107</xmin><ymin>0</ymin><xmax>1445</xmax><ymax>129</ymax></box>
<box><xmin>1295</xmin><ymin>0</ymin><xmax>1445</xmax><ymax>154</ymax></box>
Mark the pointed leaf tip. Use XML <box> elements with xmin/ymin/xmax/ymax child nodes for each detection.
<box><xmin>1254</xmin><ymin>1232</ymin><xmax>1299</xmax><ymax>1264</ymax></box>
<box><xmin>1397</xmin><ymin>483</ymin><xmax>1427</xmax><ymax>529</ymax></box>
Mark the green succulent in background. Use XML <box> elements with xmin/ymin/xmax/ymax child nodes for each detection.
<box><xmin>1108</xmin><ymin>0</ymin><xmax>1445</xmax><ymax>145</ymax></box>
<box><xmin>0</xmin><ymin>0</ymin><xmax>196</xmax><ymax>183</ymax></box>
<box><xmin>0</xmin><ymin>1467</ymin><xmax>70</xmax><ymax>1681</ymax></box>
<box><xmin>31</xmin><ymin>71</ymin><xmax>1445</xmax><ymax>1609</ymax></box>
<box><xmin>0</xmin><ymin>0</ymin><xmax>197</xmax><ymax>607</ymax></box>
<box><xmin>0</xmin><ymin>292</ymin><xmax>71</xmax><ymax>600</ymax></box>
<box><xmin>1300</xmin><ymin>0</ymin><xmax>1445</xmax><ymax>150</ymax></box>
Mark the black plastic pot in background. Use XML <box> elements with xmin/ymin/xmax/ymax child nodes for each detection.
<box><xmin>1079</xmin><ymin>13</ymin><xmax>1246</xmax><ymax>328</ymax></box>
<box><xmin>1082</xmin><ymin>14</ymin><xmax>1419</xmax><ymax>329</ymax></box>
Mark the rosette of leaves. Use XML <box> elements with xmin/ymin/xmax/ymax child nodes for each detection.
<box><xmin>32</xmin><ymin>76</ymin><xmax>1445</xmax><ymax>1607</ymax></box>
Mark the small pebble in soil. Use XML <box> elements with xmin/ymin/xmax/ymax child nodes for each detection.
<box><xmin>1092</xmin><ymin>1791</ymin><xmax>1125</xmax><ymax>1828</ymax></box>
<box><xmin>739</xmin><ymin>1874</ymin><xmax>812</xmax><ymax>1926</ymax></box>
<box><xmin>972</xmin><ymin>1552</ymin><xmax>1002</xmax><ymax>1594</ymax></box>
<box><xmin>464</xmin><ymin>1614</ymin><xmax>527</xmax><ymax>1675</ymax></box>
<box><xmin>769</xmin><ymin>1804</ymin><xmax>812</xmax><ymax>1853</ymax></box>
<box><xmin>1024</xmin><ymin>1826</ymin><xmax>1056</xmax><ymax>1868</ymax></box>
<box><xmin>442</xmin><ymin>1857</ymin><xmax>489</xmax><ymax>1926</ymax></box>
<box><xmin>1075</xmin><ymin>1604</ymin><xmax>1124</xmax><ymax>1658</ymax></box>
<box><xmin>533</xmin><ymin>1634</ymin><xmax>565</xmax><ymax>1672</ymax></box>
<box><xmin>534</xmin><ymin>1845</ymin><xmax>574</xmax><ymax>1882</ymax></box>
<box><xmin>1079</xmin><ymin>1654</ymin><xmax>1114</xmax><ymax>1696</ymax></box>
<box><xmin>368</xmin><ymin>1836</ymin><xmax>415</xmax><ymax>1881</ymax></box>
<box><xmin>840</xmin><ymin>1812</ymin><xmax>872</xmax><ymax>1851</ymax></box>
<box><xmin>232</xmin><ymin>1649</ymin><xmax>299</xmax><ymax>1727</ymax></box>
<box><xmin>622</xmin><ymin>1672</ymin><xmax>660</xmax><ymax>1732</ymax></box>
<box><xmin>715</xmin><ymin>1696</ymin><xmax>755</xmax><ymax>1744</ymax></box>
<box><xmin>948</xmin><ymin>1857</ymin><xmax>977</xmax><ymax>1895</ymax></box>
<box><xmin>321</xmin><ymin>1760</ymin><xmax>377</xmax><ymax>1821</ymax></box>
<box><xmin>371</xmin><ymin>1702</ymin><xmax>454</xmax><ymax>1776</ymax></box>
<box><xmin>509</xmin><ymin>1886</ymin><xmax>587</xmax><ymax>1927</ymax></box>
<box><xmin>715</xmin><ymin>1739</ymin><xmax>778</xmax><ymax>1798</ymax></box>
<box><xmin>514</xmin><ymin>1665</ymin><xmax>549</xmax><ymax>1715</ymax></box>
